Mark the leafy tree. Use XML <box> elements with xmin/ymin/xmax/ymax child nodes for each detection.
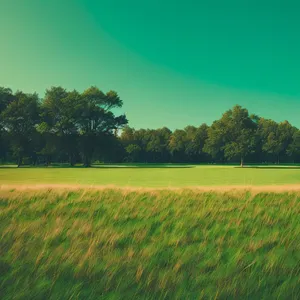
<box><xmin>98</xmin><ymin>134</ymin><xmax>125</xmax><ymax>163</ymax></box>
<box><xmin>1</xmin><ymin>85</ymin><xmax>300</xmax><ymax>166</ymax></box>
<box><xmin>78</xmin><ymin>87</ymin><xmax>127</xmax><ymax>167</ymax></box>
<box><xmin>286</xmin><ymin>130</ymin><xmax>300</xmax><ymax>162</ymax></box>
<box><xmin>1</xmin><ymin>91</ymin><xmax>40</xmax><ymax>166</ymax></box>
<box><xmin>54</xmin><ymin>90</ymin><xmax>82</xmax><ymax>166</ymax></box>
<box><xmin>0</xmin><ymin>87</ymin><xmax>15</xmax><ymax>162</ymax></box>
<box><xmin>0</xmin><ymin>87</ymin><xmax>15</xmax><ymax>113</ymax></box>
<box><xmin>134</xmin><ymin>129</ymin><xmax>151</xmax><ymax>162</ymax></box>
<box><xmin>277</xmin><ymin>121</ymin><xmax>295</xmax><ymax>163</ymax></box>
<box><xmin>223</xmin><ymin>106</ymin><xmax>257</xmax><ymax>167</ymax></box>
<box><xmin>169</xmin><ymin>129</ymin><xmax>187</xmax><ymax>162</ymax></box>
<box><xmin>184</xmin><ymin>124</ymin><xmax>209</xmax><ymax>162</ymax></box>
<box><xmin>204</xmin><ymin>105</ymin><xmax>257</xmax><ymax>166</ymax></box>
<box><xmin>120</xmin><ymin>126</ymin><xmax>136</xmax><ymax>147</ymax></box>
<box><xmin>203</xmin><ymin>120</ymin><xmax>226</xmax><ymax>163</ymax></box>
<box><xmin>260</xmin><ymin>119</ymin><xmax>294</xmax><ymax>163</ymax></box>
<box><xmin>146</xmin><ymin>128</ymin><xmax>171</xmax><ymax>162</ymax></box>
<box><xmin>36</xmin><ymin>123</ymin><xmax>58</xmax><ymax>166</ymax></box>
<box><xmin>38</xmin><ymin>87</ymin><xmax>70</xmax><ymax>165</ymax></box>
<box><xmin>184</xmin><ymin>126</ymin><xmax>198</xmax><ymax>161</ymax></box>
<box><xmin>195</xmin><ymin>124</ymin><xmax>209</xmax><ymax>162</ymax></box>
<box><xmin>125</xmin><ymin>144</ymin><xmax>141</xmax><ymax>162</ymax></box>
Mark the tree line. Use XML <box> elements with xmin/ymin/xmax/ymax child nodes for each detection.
<box><xmin>1</xmin><ymin>86</ymin><xmax>300</xmax><ymax>167</ymax></box>
<box><xmin>0</xmin><ymin>86</ymin><xmax>127</xmax><ymax>167</ymax></box>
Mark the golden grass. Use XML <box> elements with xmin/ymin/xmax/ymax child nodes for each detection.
<box><xmin>3</xmin><ymin>183</ymin><xmax>300</xmax><ymax>193</ymax></box>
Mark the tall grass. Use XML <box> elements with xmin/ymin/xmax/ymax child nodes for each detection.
<box><xmin>0</xmin><ymin>189</ymin><xmax>299</xmax><ymax>299</ymax></box>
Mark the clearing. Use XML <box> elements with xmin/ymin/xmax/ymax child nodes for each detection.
<box><xmin>1</xmin><ymin>164</ymin><xmax>300</xmax><ymax>188</ymax></box>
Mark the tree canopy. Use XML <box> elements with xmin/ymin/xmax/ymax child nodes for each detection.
<box><xmin>1</xmin><ymin>85</ymin><xmax>299</xmax><ymax>166</ymax></box>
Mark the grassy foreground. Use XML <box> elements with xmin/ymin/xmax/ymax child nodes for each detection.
<box><xmin>0</xmin><ymin>188</ymin><xmax>299</xmax><ymax>299</ymax></box>
<box><xmin>1</xmin><ymin>164</ymin><xmax>300</xmax><ymax>187</ymax></box>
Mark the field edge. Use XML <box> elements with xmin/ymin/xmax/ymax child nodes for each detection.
<box><xmin>2</xmin><ymin>183</ymin><xmax>300</xmax><ymax>193</ymax></box>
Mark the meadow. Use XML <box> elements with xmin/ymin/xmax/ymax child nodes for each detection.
<box><xmin>0</xmin><ymin>188</ymin><xmax>299</xmax><ymax>299</ymax></box>
<box><xmin>1</xmin><ymin>164</ymin><xmax>300</xmax><ymax>187</ymax></box>
<box><xmin>0</xmin><ymin>165</ymin><xmax>300</xmax><ymax>299</ymax></box>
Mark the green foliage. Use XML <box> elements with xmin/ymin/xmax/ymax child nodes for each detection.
<box><xmin>77</xmin><ymin>87</ymin><xmax>127</xmax><ymax>166</ymax></box>
<box><xmin>184</xmin><ymin>124</ymin><xmax>208</xmax><ymax>161</ymax></box>
<box><xmin>0</xmin><ymin>189</ymin><xmax>299</xmax><ymax>299</ymax></box>
<box><xmin>0</xmin><ymin>87</ymin><xmax>14</xmax><ymax>114</ymax></box>
<box><xmin>287</xmin><ymin>131</ymin><xmax>300</xmax><ymax>160</ymax></box>
<box><xmin>259</xmin><ymin>119</ymin><xmax>295</xmax><ymax>163</ymax></box>
<box><xmin>1</xmin><ymin>85</ymin><xmax>300</xmax><ymax>166</ymax></box>
<box><xmin>168</xmin><ymin>129</ymin><xmax>187</xmax><ymax>159</ymax></box>
<box><xmin>205</xmin><ymin>105</ymin><xmax>257</xmax><ymax>166</ymax></box>
<box><xmin>203</xmin><ymin>120</ymin><xmax>225</xmax><ymax>161</ymax></box>
<box><xmin>1</xmin><ymin>91</ymin><xmax>40</xmax><ymax>166</ymax></box>
<box><xmin>126</xmin><ymin>144</ymin><xmax>141</xmax><ymax>162</ymax></box>
<box><xmin>0</xmin><ymin>86</ymin><xmax>127</xmax><ymax>166</ymax></box>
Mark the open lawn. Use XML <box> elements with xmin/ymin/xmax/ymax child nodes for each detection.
<box><xmin>0</xmin><ymin>188</ymin><xmax>299</xmax><ymax>299</ymax></box>
<box><xmin>1</xmin><ymin>164</ymin><xmax>300</xmax><ymax>188</ymax></box>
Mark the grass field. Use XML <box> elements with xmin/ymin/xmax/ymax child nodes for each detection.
<box><xmin>0</xmin><ymin>188</ymin><xmax>299</xmax><ymax>299</ymax></box>
<box><xmin>1</xmin><ymin>165</ymin><xmax>300</xmax><ymax>298</ymax></box>
<box><xmin>1</xmin><ymin>164</ymin><xmax>300</xmax><ymax>187</ymax></box>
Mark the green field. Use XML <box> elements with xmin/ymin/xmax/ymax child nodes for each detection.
<box><xmin>1</xmin><ymin>164</ymin><xmax>300</xmax><ymax>187</ymax></box>
<box><xmin>0</xmin><ymin>189</ymin><xmax>299</xmax><ymax>299</ymax></box>
<box><xmin>1</xmin><ymin>166</ymin><xmax>300</xmax><ymax>299</ymax></box>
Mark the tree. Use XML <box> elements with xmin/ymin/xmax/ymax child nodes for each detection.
<box><xmin>36</xmin><ymin>122</ymin><xmax>58</xmax><ymax>165</ymax></box>
<box><xmin>287</xmin><ymin>130</ymin><xmax>300</xmax><ymax>162</ymax></box>
<box><xmin>204</xmin><ymin>105</ymin><xmax>257</xmax><ymax>167</ymax></box>
<box><xmin>96</xmin><ymin>134</ymin><xmax>125</xmax><ymax>163</ymax></box>
<box><xmin>184</xmin><ymin>124</ymin><xmax>208</xmax><ymax>162</ymax></box>
<box><xmin>125</xmin><ymin>144</ymin><xmax>141</xmax><ymax>162</ymax></box>
<box><xmin>1</xmin><ymin>91</ymin><xmax>40</xmax><ymax>166</ymax></box>
<box><xmin>169</xmin><ymin>129</ymin><xmax>187</xmax><ymax>162</ymax></box>
<box><xmin>184</xmin><ymin>126</ymin><xmax>198</xmax><ymax>162</ymax></box>
<box><xmin>2</xmin><ymin>85</ymin><xmax>300</xmax><ymax>166</ymax></box>
<box><xmin>120</xmin><ymin>126</ymin><xmax>136</xmax><ymax>147</ymax></box>
<box><xmin>0</xmin><ymin>87</ymin><xmax>15</xmax><ymax>113</ymax></box>
<box><xmin>0</xmin><ymin>87</ymin><xmax>15</xmax><ymax>162</ymax></box>
<box><xmin>223</xmin><ymin>106</ymin><xmax>257</xmax><ymax>167</ymax></box>
<box><xmin>78</xmin><ymin>87</ymin><xmax>127</xmax><ymax>167</ymax></box>
<box><xmin>145</xmin><ymin>128</ymin><xmax>171</xmax><ymax>162</ymax></box>
<box><xmin>195</xmin><ymin>124</ymin><xmax>209</xmax><ymax>162</ymax></box>
<box><xmin>38</xmin><ymin>87</ymin><xmax>70</xmax><ymax>165</ymax></box>
<box><xmin>203</xmin><ymin>120</ymin><xmax>226</xmax><ymax>163</ymax></box>
<box><xmin>134</xmin><ymin>129</ymin><xmax>151</xmax><ymax>162</ymax></box>
<box><xmin>276</xmin><ymin>121</ymin><xmax>295</xmax><ymax>163</ymax></box>
<box><xmin>259</xmin><ymin>119</ymin><xmax>295</xmax><ymax>164</ymax></box>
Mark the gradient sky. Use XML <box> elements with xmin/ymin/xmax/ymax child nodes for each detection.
<box><xmin>1</xmin><ymin>0</ymin><xmax>300</xmax><ymax>129</ymax></box>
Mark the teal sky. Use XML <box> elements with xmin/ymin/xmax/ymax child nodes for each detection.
<box><xmin>1</xmin><ymin>0</ymin><xmax>300</xmax><ymax>129</ymax></box>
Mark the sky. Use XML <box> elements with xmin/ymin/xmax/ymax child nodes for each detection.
<box><xmin>1</xmin><ymin>0</ymin><xmax>300</xmax><ymax>130</ymax></box>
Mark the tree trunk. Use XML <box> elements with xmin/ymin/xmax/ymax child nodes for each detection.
<box><xmin>17</xmin><ymin>156</ymin><xmax>22</xmax><ymax>168</ymax></box>
<box><xmin>32</xmin><ymin>155</ymin><xmax>37</xmax><ymax>166</ymax></box>
<box><xmin>83</xmin><ymin>156</ymin><xmax>91</xmax><ymax>167</ymax></box>
<box><xmin>69</xmin><ymin>155</ymin><xmax>74</xmax><ymax>167</ymax></box>
<box><xmin>240</xmin><ymin>157</ymin><xmax>244</xmax><ymax>168</ymax></box>
<box><xmin>46</xmin><ymin>155</ymin><xmax>51</xmax><ymax>166</ymax></box>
